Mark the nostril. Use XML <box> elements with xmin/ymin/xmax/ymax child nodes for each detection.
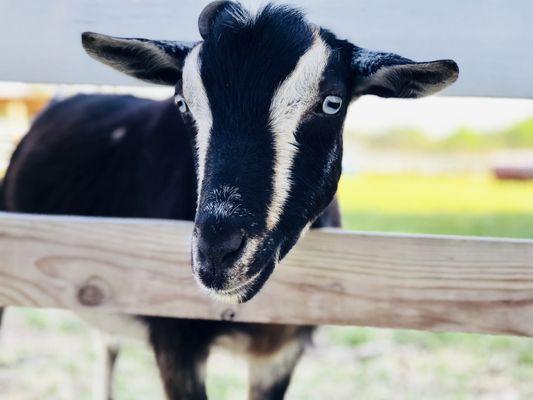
<box><xmin>197</xmin><ymin>228</ymin><xmax>245</xmax><ymax>267</ymax></box>
<box><xmin>221</xmin><ymin>230</ymin><xmax>245</xmax><ymax>262</ymax></box>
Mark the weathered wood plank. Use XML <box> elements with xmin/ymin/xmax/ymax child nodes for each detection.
<box><xmin>0</xmin><ymin>212</ymin><xmax>532</xmax><ymax>336</ymax></box>
<box><xmin>0</xmin><ymin>0</ymin><xmax>532</xmax><ymax>98</ymax></box>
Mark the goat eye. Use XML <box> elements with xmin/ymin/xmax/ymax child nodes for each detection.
<box><xmin>174</xmin><ymin>95</ymin><xmax>188</xmax><ymax>113</ymax></box>
<box><xmin>322</xmin><ymin>95</ymin><xmax>343</xmax><ymax>115</ymax></box>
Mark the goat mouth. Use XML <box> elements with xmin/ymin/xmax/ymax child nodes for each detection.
<box><xmin>197</xmin><ymin>258</ymin><xmax>276</xmax><ymax>304</ymax></box>
<box><xmin>191</xmin><ymin>235</ymin><xmax>280</xmax><ymax>303</ymax></box>
<box><xmin>207</xmin><ymin>270</ymin><xmax>263</xmax><ymax>304</ymax></box>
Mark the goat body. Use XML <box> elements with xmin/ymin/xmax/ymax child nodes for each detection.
<box><xmin>1</xmin><ymin>93</ymin><xmax>339</xmax><ymax>399</ymax></box>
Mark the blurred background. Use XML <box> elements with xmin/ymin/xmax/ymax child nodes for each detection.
<box><xmin>0</xmin><ymin>82</ymin><xmax>532</xmax><ymax>399</ymax></box>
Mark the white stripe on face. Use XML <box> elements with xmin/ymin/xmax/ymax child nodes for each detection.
<box><xmin>266</xmin><ymin>32</ymin><xmax>331</xmax><ymax>231</ymax></box>
<box><xmin>182</xmin><ymin>44</ymin><xmax>212</xmax><ymax>200</ymax></box>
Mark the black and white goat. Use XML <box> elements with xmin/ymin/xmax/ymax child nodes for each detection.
<box><xmin>0</xmin><ymin>2</ymin><xmax>458</xmax><ymax>399</ymax></box>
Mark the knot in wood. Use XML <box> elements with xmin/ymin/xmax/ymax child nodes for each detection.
<box><xmin>78</xmin><ymin>283</ymin><xmax>105</xmax><ymax>307</ymax></box>
<box><xmin>220</xmin><ymin>308</ymin><xmax>236</xmax><ymax>321</ymax></box>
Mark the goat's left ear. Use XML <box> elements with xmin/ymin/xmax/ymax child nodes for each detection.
<box><xmin>82</xmin><ymin>32</ymin><xmax>196</xmax><ymax>85</ymax></box>
<box><xmin>351</xmin><ymin>46</ymin><xmax>459</xmax><ymax>99</ymax></box>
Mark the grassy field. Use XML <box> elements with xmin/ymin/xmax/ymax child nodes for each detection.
<box><xmin>1</xmin><ymin>173</ymin><xmax>533</xmax><ymax>399</ymax></box>
<box><xmin>354</xmin><ymin>117</ymin><xmax>533</xmax><ymax>152</ymax></box>
<box><xmin>338</xmin><ymin>173</ymin><xmax>533</xmax><ymax>238</ymax></box>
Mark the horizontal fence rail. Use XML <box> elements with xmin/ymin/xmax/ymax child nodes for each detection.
<box><xmin>1</xmin><ymin>0</ymin><xmax>533</xmax><ymax>98</ymax></box>
<box><xmin>0</xmin><ymin>212</ymin><xmax>532</xmax><ymax>336</ymax></box>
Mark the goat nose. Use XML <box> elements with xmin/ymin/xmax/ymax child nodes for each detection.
<box><xmin>197</xmin><ymin>228</ymin><xmax>245</xmax><ymax>267</ymax></box>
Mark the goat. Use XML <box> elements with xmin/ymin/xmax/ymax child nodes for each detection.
<box><xmin>0</xmin><ymin>2</ymin><xmax>458</xmax><ymax>399</ymax></box>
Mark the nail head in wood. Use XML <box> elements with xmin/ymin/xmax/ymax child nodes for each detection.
<box><xmin>221</xmin><ymin>309</ymin><xmax>236</xmax><ymax>321</ymax></box>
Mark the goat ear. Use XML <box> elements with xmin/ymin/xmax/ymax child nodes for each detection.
<box><xmin>81</xmin><ymin>32</ymin><xmax>196</xmax><ymax>85</ymax></box>
<box><xmin>351</xmin><ymin>47</ymin><xmax>459</xmax><ymax>99</ymax></box>
<box><xmin>198</xmin><ymin>1</ymin><xmax>235</xmax><ymax>39</ymax></box>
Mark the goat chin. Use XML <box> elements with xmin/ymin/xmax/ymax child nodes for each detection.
<box><xmin>194</xmin><ymin>268</ymin><xmax>264</xmax><ymax>305</ymax></box>
<box><xmin>207</xmin><ymin>290</ymin><xmax>246</xmax><ymax>305</ymax></box>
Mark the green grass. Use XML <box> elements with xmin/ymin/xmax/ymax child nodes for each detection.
<box><xmin>341</xmin><ymin>212</ymin><xmax>533</xmax><ymax>238</ymax></box>
<box><xmin>337</xmin><ymin>173</ymin><xmax>533</xmax><ymax>238</ymax></box>
<box><xmin>353</xmin><ymin>117</ymin><xmax>533</xmax><ymax>151</ymax></box>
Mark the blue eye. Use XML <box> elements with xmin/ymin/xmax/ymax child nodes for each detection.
<box><xmin>174</xmin><ymin>94</ymin><xmax>188</xmax><ymax>113</ymax></box>
<box><xmin>322</xmin><ymin>95</ymin><xmax>343</xmax><ymax>115</ymax></box>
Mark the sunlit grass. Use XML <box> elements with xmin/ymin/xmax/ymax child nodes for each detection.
<box><xmin>338</xmin><ymin>173</ymin><xmax>533</xmax><ymax>214</ymax></box>
<box><xmin>337</xmin><ymin>173</ymin><xmax>533</xmax><ymax>238</ymax></box>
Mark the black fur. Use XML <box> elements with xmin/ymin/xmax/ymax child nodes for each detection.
<box><xmin>76</xmin><ymin>2</ymin><xmax>457</xmax><ymax>303</ymax></box>
<box><xmin>1</xmin><ymin>93</ymin><xmax>331</xmax><ymax>399</ymax></box>
<box><xmin>0</xmin><ymin>180</ymin><xmax>4</xmax><ymax>211</ymax></box>
<box><xmin>0</xmin><ymin>182</ymin><xmax>3</xmax><ymax>331</ymax></box>
<box><xmin>192</xmin><ymin>4</ymin><xmax>324</xmax><ymax>297</ymax></box>
<box><xmin>3</xmin><ymin>94</ymin><xmax>196</xmax><ymax>218</ymax></box>
<box><xmin>82</xmin><ymin>32</ymin><xmax>196</xmax><ymax>85</ymax></box>
<box><xmin>1</xmin><ymin>3</ymin><xmax>458</xmax><ymax>399</ymax></box>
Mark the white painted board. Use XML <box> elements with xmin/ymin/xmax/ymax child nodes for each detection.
<box><xmin>0</xmin><ymin>0</ymin><xmax>532</xmax><ymax>98</ymax></box>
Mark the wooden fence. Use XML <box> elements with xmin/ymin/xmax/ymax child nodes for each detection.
<box><xmin>1</xmin><ymin>213</ymin><xmax>532</xmax><ymax>336</ymax></box>
<box><xmin>1</xmin><ymin>0</ymin><xmax>533</xmax><ymax>337</ymax></box>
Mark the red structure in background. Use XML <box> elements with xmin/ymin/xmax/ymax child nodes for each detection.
<box><xmin>494</xmin><ymin>166</ymin><xmax>533</xmax><ymax>180</ymax></box>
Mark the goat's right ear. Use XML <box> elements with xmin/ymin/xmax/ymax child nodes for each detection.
<box><xmin>81</xmin><ymin>32</ymin><xmax>197</xmax><ymax>85</ymax></box>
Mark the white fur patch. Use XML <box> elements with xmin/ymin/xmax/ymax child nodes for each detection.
<box><xmin>248</xmin><ymin>340</ymin><xmax>304</xmax><ymax>396</ymax></box>
<box><xmin>182</xmin><ymin>44</ymin><xmax>213</xmax><ymax>200</ymax></box>
<box><xmin>110</xmin><ymin>126</ymin><xmax>127</xmax><ymax>142</ymax></box>
<box><xmin>298</xmin><ymin>221</ymin><xmax>313</xmax><ymax>240</ymax></box>
<box><xmin>266</xmin><ymin>33</ymin><xmax>331</xmax><ymax>231</ymax></box>
<box><xmin>213</xmin><ymin>332</ymin><xmax>252</xmax><ymax>354</ymax></box>
<box><xmin>236</xmin><ymin>236</ymin><xmax>263</xmax><ymax>270</ymax></box>
<box><xmin>76</xmin><ymin>312</ymin><xmax>148</xmax><ymax>342</ymax></box>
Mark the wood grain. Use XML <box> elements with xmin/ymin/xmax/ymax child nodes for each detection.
<box><xmin>1</xmin><ymin>212</ymin><xmax>533</xmax><ymax>336</ymax></box>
